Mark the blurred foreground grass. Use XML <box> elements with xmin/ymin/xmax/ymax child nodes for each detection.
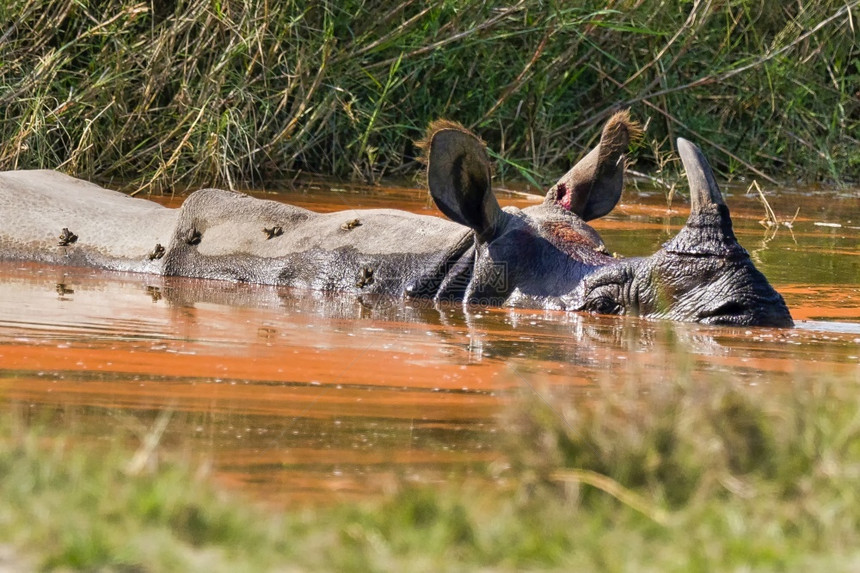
<box><xmin>3</xmin><ymin>370</ymin><xmax>860</xmax><ymax>571</ymax></box>
<box><xmin>1</xmin><ymin>0</ymin><xmax>857</xmax><ymax>191</ymax></box>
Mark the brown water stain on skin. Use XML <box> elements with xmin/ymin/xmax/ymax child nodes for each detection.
<box><xmin>542</xmin><ymin>221</ymin><xmax>604</xmax><ymax>253</ymax></box>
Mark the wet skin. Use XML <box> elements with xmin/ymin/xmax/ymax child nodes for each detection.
<box><xmin>0</xmin><ymin>112</ymin><xmax>792</xmax><ymax>326</ymax></box>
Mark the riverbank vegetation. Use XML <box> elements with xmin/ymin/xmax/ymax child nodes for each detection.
<box><xmin>1</xmin><ymin>0</ymin><xmax>857</xmax><ymax>191</ymax></box>
<box><xmin>3</xmin><ymin>369</ymin><xmax>860</xmax><ymax>571</ymax></box>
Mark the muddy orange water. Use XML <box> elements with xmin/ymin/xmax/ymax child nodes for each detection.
<box><xmin>1</xmin><ymin>181</ymin><xmax>858</xmax><ymax>505</ymax></box>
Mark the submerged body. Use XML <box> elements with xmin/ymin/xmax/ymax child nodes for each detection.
<box><xmin>0</xmin><ymin>112</ymin><xmax>793</xmax><ymax>326</ymax></box>
<box><xmin>0</xmin><ymin>170</ymin><xmax>601</xmax><ymax>303</ymax></box>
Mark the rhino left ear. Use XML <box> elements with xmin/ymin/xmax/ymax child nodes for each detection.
<box><xmin>546</xmin><ymin>110</ymin><xmax>640</xmax><ymax>221</ymax></box>
<box><xmin>419</xmin><ymin>120</ymin><xmax>503</xmax><ymax>242</ymax></box>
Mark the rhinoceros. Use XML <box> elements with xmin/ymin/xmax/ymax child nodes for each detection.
<box><xmin>0</xmin><ymin>111</ymin><xmax>792</xmax><ymax>326</ymax></box>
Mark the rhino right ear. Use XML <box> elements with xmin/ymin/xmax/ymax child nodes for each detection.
<box><xmin>418</xmin><ymin>120</ymin><xmax>503</xmax><ymax>242</ymax></box>
<box><xmin>545</xmin><ymin>110</ymin><xmax>641</xmax><ymax>221</ymax></box>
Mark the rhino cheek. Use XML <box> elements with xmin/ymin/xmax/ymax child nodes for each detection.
<box><xmin>697</xmin><ymin>262</ymin><xmax>793</xmax><ymax>326</ymax></box>
<box><xmin>655</xmin><ymin>268</ymin><xmax>741</xmax><ymax>323</ymax></box>
<box><xmin>704</xmin><ymin>271</ymin><xmax>794</xmax><ymax>327</ymax></box>
<box><xmin>642</xmin><ymin>259</ymin><xmax>794</xmax><ymax>327</ymax></box>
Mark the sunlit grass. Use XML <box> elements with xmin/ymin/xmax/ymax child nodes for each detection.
<box><xmin>3</xmin><ymin>369</ymin><xmax>860</xmax><ymax>571</ymax></box>
<box><xmin>1</xmin><ymin>0</ymin><xmax>857</xmax><ymax>191</ymax></box>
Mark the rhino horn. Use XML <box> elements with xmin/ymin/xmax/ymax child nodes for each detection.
<box><xmin>678</xmin><ymin>137</ymin><xmax>725</xmax><ymax>213</ymax></box>
<box><xmin>664</xmin><ymin>138</ymin><xmax>747</xmax><ymax>258</ymax></box>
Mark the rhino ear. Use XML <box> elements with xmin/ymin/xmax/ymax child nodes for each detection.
<box><xmin>419</xmin><ymin>120</ymin><xmax>503</xmax><ymax>242</ymax></box>
<box><xmin>545</xmin><ymin>110</ymin><xmax>640</xmax><ymax>221</ymax></box>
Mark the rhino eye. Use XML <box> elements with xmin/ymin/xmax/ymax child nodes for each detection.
<box><xmin>588</xmin><ymin>295</ymin><xmax>622</xmax><ymax>315</ymax></box>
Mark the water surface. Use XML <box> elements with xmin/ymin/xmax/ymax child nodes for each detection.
<box><xmin>1</xmin><ymin>182</ymin><xmax>858</xmax><ymax>505</ymax></box>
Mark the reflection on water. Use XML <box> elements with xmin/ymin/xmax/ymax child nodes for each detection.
<box><xmin>1</xmin><ymin>183</ymin><xmax>858</xmax><ymax>505</ymax></box>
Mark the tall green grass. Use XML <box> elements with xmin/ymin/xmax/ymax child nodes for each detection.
<box><xmin>1</xmin><ymin>0</ymin><xmax>857</xmax><ymax>191</ymax></box>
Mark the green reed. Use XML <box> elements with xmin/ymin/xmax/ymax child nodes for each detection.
<box><xmin>1</xmin><ymin>0</ymin><xmax>857</xmax><ymax>191</ymax></box>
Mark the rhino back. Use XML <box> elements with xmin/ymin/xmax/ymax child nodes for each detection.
<box><xmin>0</xmin><ymin>170</ymin><xmax>177</xmax><ymax>272</ymax></box>
<box><xmin>164</xmin><ymin>188</ymin><xmax>473</xmax><ymax>293</ymax></box>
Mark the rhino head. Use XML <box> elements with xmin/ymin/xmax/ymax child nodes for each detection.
<box><xmin>421</xmin><ymin>112</ymin><xmax>793</xmax><ymax>327</ymax></box>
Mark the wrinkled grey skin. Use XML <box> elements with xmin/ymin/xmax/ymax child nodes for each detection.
<box><xmin>0</xmin><ymin>135</ymin><xmax>792</xmax><ymax>327</ymax></box>
<box><xmin>565</xmin><ymin>140</ymin><xmax>794</xmax><ymax>327</ymax></box>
